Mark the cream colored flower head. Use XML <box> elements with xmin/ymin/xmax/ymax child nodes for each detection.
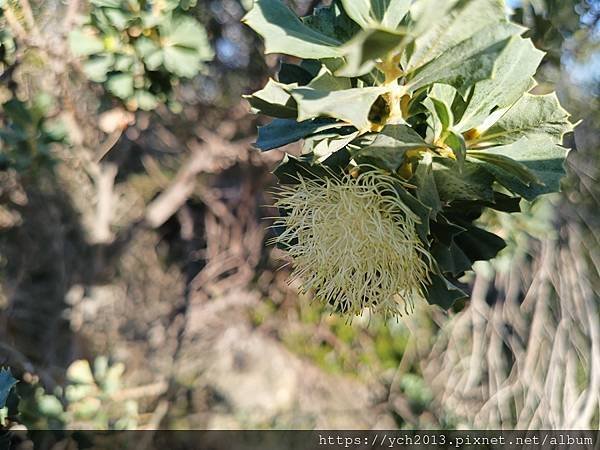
<box><xmin>274</xmin><ymin>170</ymin><xmax>433</xmax><ymax>318</ymax></box>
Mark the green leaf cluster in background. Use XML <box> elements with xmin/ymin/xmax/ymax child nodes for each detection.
<box><xmin>16</xmin><ymin>358</ymin><xmax>139</xmax><ymax>430</ymax></box>
<box><xmin>0</xmin><ymin>94</ymin><xmax>67</xmax><ymax>173</ymax></box>
<box><xmin>0</xmin><ymin>4</ymin><xmax>16</xmax><ymax>68</ymax></box>
<box><xmin>70</xmin><ymin>0</ymin><xmax>213</xmax><ymax>111</ymax></box>
<box><xmin>244</xmin><ymin>0</ymin><xmax>574</xmax><ymax>310</ymax></box>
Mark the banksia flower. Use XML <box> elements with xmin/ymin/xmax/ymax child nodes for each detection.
<box><xmin>274</xmin><ymin>171</ymin><xmax>433</xmax><ymax>318</ymax></box>
<box><xmin>245</xmin><ymin>0</ymin><xmax>573</xmax><ymax>312</ymax></box>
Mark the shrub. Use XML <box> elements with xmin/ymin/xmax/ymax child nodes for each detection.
<box><xmin>244</xmin><ymin>0</ymin><xmax>573</xmax><ymax>315</ymax></box>
<box><xmin>70</xmin><ymin>0</ymin><xmax>213</xmax><ymax>111</ymax></box>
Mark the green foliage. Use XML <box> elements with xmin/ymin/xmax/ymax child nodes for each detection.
<box><xmin>0</xmin><ymin>94</ymin><xmax>66</xmax><ymax>172</ymax></box>
<box><xmin>17</xmin><ymin>358</ymin><xmax>138</xmax><ymax>430</ymax></box>
<box><xmin>244</xmin><ymin>0</ymin><xmax>574</xmax><ymax>311</ymax></box>
<box><xmin>70</xmin><ymin>0</ymin><xmax>213</xmax><ymax>111</ymax></box>
<box><xmin>400</xmin><ymin>373</ymin><xmax>433</xmax><ymax>413</ymax></box>
<box><xmin>0</xmin><ymin>368</ymin><xmax>17</xmax><ymax>427</ymax></box>
<box><xmin>0</xmin><ymin>368</ymin><xmax>17</xmax><ymax>409</ymax></box>
<box><xmin>0</xmin><ymin>6</ymin><xmax>16</xmax><ymax>68</ymax></box>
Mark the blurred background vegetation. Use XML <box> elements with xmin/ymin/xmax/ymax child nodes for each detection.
<box><xmin>0</xmin><ymin>0</ymin><xmax>598</xmax><ymax>433</ymax></box>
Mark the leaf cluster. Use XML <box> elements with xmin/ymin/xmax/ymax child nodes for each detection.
<box><xmin>14</xmin><ymin>358</ymin><xmax>138</xmax><ymax>430</ymax></box>
<box><xmin>0</xmin><ymin>94</ymin><xmax>66</xmax><ymax>173</ymax></box>
<box><xmin>243</xmin><ymin>0</ymin><xmax>574</xmax><ymax>308</ymax></box>
<box><xmin>0</xmin><ymin>6</ymin><xmax>16</xmax><ymax>68</ymax></box>
<box><xmin>70</xmin><ymin>0</ymin><xmax>213</xmax><ymax>111</ymax></box>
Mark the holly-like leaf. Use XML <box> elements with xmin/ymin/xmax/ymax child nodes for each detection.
<box><xmin>291</xmin><ymin>86</ymin><xmax>387</xmax><ymax>130</ymax></box>
<box><xmin>453</xmin><ymin>224</ymin><xmax>506</xmax><ymax>263</ymax></box>
<box><xmin>301</xmin><ymin>3</ymin><xmax>360</xmax><ymax>43</ymax></box>
<box><xmin>242</xmin><ymin>0</ymin><xmax>343</xmax><ymax>59</ymax></box>
<box><xmin>412</xmin><ymin>152</ymin><xmax>442</xmax><ymax>217</ymax></box>
<box><xmin>474</xmin><ymin>93</ymin><xmax>573</xmax><ymax>145</ymax></box>
<box><xmin>307</xmin><ymin>66</ymin><xmax>352</xmax><ymax>91</ymax></box>
<box><xmin>425</xmin><ymin>273</ymin><xmax>468</xmax><ymax>309</ymax></box>
<box><xmin>424</xmin><ymin>84</ymin><xmax>457</xmax><ymax>141</ymax></box>
<box><xmin>338</xmin><ymin>28</ymin><xmax>406</xmax><ymax>77</ymax></box>
<box><xmin>467</xmin><ymin>152</ymin><xmax>541</xmax><ymax>199</ymax></box>
<box><xmin>340</xmin><ymin>0</ymin><xmax>411</xmax><ymax>29</ymax></box>
<box><xmin>273</xmin><ymin>152</ymin><xmax>348</xmax><ymax>184</ymax></box>
<box><xmin>432</xmin><ymin>158</ymin><xmax>495</xmax><ymax>202</ymax></box>
<box><xmin>103</xmin><ymin>7</ymin><xmax>133</xmax><ymax>30</ymax></box>
<box><xmin>73</xmin><ymin>1</ymin><xmax>213</xmax><ymax>110</ymax></box>
<box><xmin>406</xmin><ymin>22</ymin><xmax>523</xmax><ymax>94</ymax></box>
<box><xmin>455</xmin><ymin>36</ymin><xmax>544</xmax><ymax>132</ymax></box>
<box><xmin>255</xmin><ymin>118</ymin><xmax>343</xmax><ymax>151</ymax></box>
<box><xmin>245</xmin><ymin>79</ymin><xmax>298</xmax><ymax>119</ymax></box>
<box><xmin>406</xmin><ymin>0</ymin><xmax>511</xmax><ymax>70</ymax></box>
<box><xmin>351</xmin><ymin>124</ymin><xmax>432</xmax><ymax>171</ymax></box>
<box><xmin>470</xmin><ymin>137</ymin><xmax>568</xmax><ymax>197</ymax></box>
<box><xmin>445</xmin><ymin>131</ymin><xmax>467</xmax><ymax>169</ymax></box>
<box><xmin>431</xmin><ymin>240</ymin><xmax>473</xmax><ymax>277</ymax></box>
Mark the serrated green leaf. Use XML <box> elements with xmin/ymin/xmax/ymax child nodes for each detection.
<box><xmin>278</xmin><ymin>63</ymin><xmax>316</xmax><ymax>85</ymax></box>
<box><xmin>337</xmin><ymin>28</ymin><xmax>406</xmax><ymax>77</ymax></box>
<box><xmin>470</xmin><ymin>136</ymin><xmax>568</xmax><ymax>197</ymax></box>
<box><xmin>456</xmin><ymin>36</ymin><xmax>544</xmax><ymax>132</ymax></box>
<box><xmin>412</xmin><ymin>152</ymin><xmax>442</xmax><ymax>217</ymax></box>
<box><xmin>424</xmin><ymin>84</ymin><xmax>456</xmax><ymax>141</ymax></box>
<box><xmin>301</xmin><ymin>3</ymin><xmax>360</xmax><ymax>43</ymax></box>
<box><xmin>307</xmin><ymin>66</ymin><xmax>352</xmax><ymax>91</ymax></box>
<box><xmin>351</xmin><ymin>124</ymin><xmax>431</xmax><ymax>171</ymax></box>
<box><xmin>431</xmin><ymin>240</ymin><xmax>473</xmax><ymax>277</ymax></box>
<box><xmin>467</xmin><ymin>151</ymin><xmax>541</xmax><ymax>199</ymax></box>
<box><xmin>255</xmin><ymin>118</ymin><xmax>342</xmax><ymax>151</ymax></box>
<box><xmin>424</xmin><ymin>273</ymin><xmax>468</xmax><ymax>309</ymax></box>
<box><xmin>245</xmin><ymin>79</ymin><xmax>297</xmax><ymax>119</ymax></box>
<box><xmin>273</xmin><ymin>153</ymin><xmax>345</xmax><ymax>184</ymax></box>
<box><xmin>113</xmin><ymin>54</ymin><xmax>134</xmax><ymax>72</ymax></box>
<box><xmin>406</xmin><ymin>23</ymin><xmax>522</xmax><ymax>94</ymax></box>
<box><xmin>406</xmin><ymin>0</ymin><xmax>511</xmax><ymax>70</ymax></box>
<box><xmin>162</xmin><ymin>46</ymin><xmax>201</xmax><ymax>78</ymax></box>
<box><xmin>445</xmin><ymin>131</ymin><xmax>467</xmax><ymax>169</ymax></box>
<box><xmin>242</xmin><ymin>0</ymin><xmax>343</xmax><ymax>59</ymax></box>
<box><xmin>453</xmin><ymin>224</ymin><xmax>506</xmax><ymax>262</ymax></box>
<box><xmin>432</xmin><ymin>158</ymin><xmax>495</xmax><ymax>202</ymax></box>
<box><xmin>162</xmin><ymin>16</ymin><xmax>211</xmax><ymax>53</ymax></box>
<box><xmin>291</xmin><ymin>86</ymin><xmax>387</xmax><ymax>130</ymax></box>
<box><xmin>312</xmin><ymin>131</ymin><xmax>360</xmax><ymax>161</ymax></box>
<box><xmin>474</xmin><ymin>93</ymin><xmax>573</xmax><ymax>145</ymax></box>
<box><xmin>340</xmin><ymin>0</ymin><xmax>411</xmax><ymax>29</ymax></box>
<box><xmin>393</xmin><ymin>183</ymin><xmax>431</xmax><ymax>241</ymax></box>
